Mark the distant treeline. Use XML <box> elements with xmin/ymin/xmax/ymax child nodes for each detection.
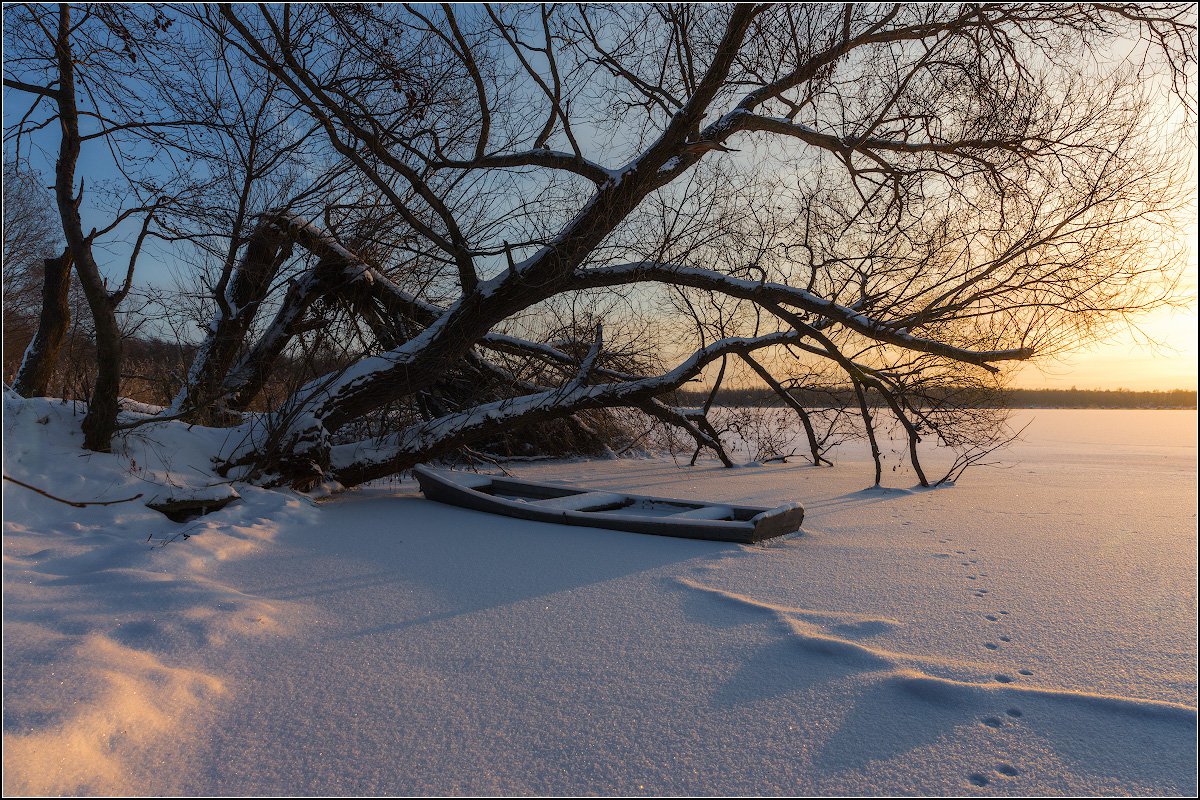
<box><xmin>674</xmin><ymin>386</ymin><xmax>1197</xmax><ymax>409</ymax></box>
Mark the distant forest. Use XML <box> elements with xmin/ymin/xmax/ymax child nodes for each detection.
<box><xmin>675</xmin><ymin>386</ymin><xmax>1197</xmax><ymax>409</ymax></box>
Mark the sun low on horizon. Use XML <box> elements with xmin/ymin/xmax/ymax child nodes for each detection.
<box><xmin>1011</xmin><ymin>219</ymin><xmax>1197</xmax><ymax>392</ymax></box>
<box><xmin>1009</xmin><ymin>303</ymin><xmax>1198</xmax><ymax>391</ymax></box>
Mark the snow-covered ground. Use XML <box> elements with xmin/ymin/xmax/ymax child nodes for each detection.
<box><xmin>3</xmin><ymin>395</ymin><xmax>1196</xmax><ymax>795</ymax></box>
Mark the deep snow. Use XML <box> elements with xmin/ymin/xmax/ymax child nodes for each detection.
<box><xmin>3</xmin><ymin>396</ymin><xmax>1196</xmax><ymax>795</ymax></box>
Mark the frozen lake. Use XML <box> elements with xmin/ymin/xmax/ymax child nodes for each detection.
<box><xmin>4</xmin><ymin>405</ymin><xmax>1196</xmax><ymax>795</ymax></box>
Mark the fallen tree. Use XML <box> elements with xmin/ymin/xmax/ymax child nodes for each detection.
<box><xmin>195</xmin><ymin>4</ymin><xmax>1192</xmax><ymax>489</ymax></box>
<box><xmin>8</xmin><ymin>4</ymin><xmax>1194</xmax><ymax>489</ymax></box>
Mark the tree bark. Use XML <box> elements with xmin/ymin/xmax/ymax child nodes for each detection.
<box><xmin>11</xmin><ymin>249</ymin><xmax>72</xmax><ymax>398</ymax></box>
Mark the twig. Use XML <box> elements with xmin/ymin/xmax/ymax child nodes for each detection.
<box><xmin>616</xmin><ymin>423</ymin><xmax>657</xmax><ymax>456</ymax></box>
<box><xmin>147</xmin><ymin>520</ymin><xmax>205</xmax><ymax>547</ymax></box>
<box><xmin>461</xmin><ymin>447</ymin><xmax>516</xmax><ymax>477</ymax></box>
<box><xmin>3</xmin><ymin>474</ymin><xmax>144</xmax><ymax>507</ymax></box>
<box><xmin>760</xmin><ymin>451</ymin><xmax>804</xmax><ymax>464</ymax></box>
<box><xmin>113</xmin><ymin>407</ymin><xmax>208</xmax><ymax>431</ymax></box>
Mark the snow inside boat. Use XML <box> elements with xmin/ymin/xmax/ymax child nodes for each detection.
<box><xmin>413</xmin><ymin>466</ymin><xmax>804</xmax><ymax>544</ymax></box>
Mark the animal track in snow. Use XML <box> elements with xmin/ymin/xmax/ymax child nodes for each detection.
<box><xmin>996</xmin><ymin>763</ymin><xmax>1019</xmax><ymax>777</ymax></box>
<box><xmin>981</xmin><ymin>716</ymin><xmax>1003</xmax><ymax>728</ymax></box>
<box><xmin>968</xmin><ymin>773</ymin><xmax>990</xmax><ymax>787</ymax></box>
<box><xmin>984</xmin><ymin>642</ymin><xmax>999</xmax><ymax>650</ymax></box>
<box><xmin>1005</xmin><ymin>708</ymin><xmax>1023</xmax><ymax>717</ymax></box>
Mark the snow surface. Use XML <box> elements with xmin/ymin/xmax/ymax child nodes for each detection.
<box><xmin>3</xmin><ymin>398</ymin><xmax>1196</xmax><ymax>795</ymax></box>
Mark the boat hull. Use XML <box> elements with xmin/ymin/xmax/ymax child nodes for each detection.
<box><xmin>413</xmin><ymin>466</ymin><xmax>804</xmax><ymax>544</ymax></box>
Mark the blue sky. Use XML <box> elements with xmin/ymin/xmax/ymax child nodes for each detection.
<box><xmin>4</xmin><ymin>7</ymin><xmax>1195</xmax><ymax>391</ymax></box>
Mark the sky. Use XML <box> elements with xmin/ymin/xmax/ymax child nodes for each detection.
<box><xmin>1010</xmin><ymin>228</ymin><xmax>1198</xmax><ymax>391</ymax></box>
<box><xmin>1008</xmin><ymin>303</ymin><xmax>1197</xmax><ymax>391</ymax></box>
<box><xmin>3</xmin><ymin>8</ymin><xmax>1197</xmax><ymax>393</ymax></box>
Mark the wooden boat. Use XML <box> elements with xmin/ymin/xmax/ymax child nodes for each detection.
<box><xmin>413</xmin><ymin>465</ymin><xmax>804</xmax><ymax>544</ymax></box>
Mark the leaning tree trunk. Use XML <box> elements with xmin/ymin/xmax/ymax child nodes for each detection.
<box><xmin>170</xmin><ymin>220</ymin><xmax>293</xmax><ymax>423</ymax></box>
<box><xmin>11</xmin><ymin>249</ymin><xmax>72</xmax><ymax>398</ymax></box>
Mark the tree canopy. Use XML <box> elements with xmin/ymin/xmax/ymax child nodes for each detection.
<box><xmin>4</xmin><ymin>3</ymin><xmax>1195</xmax><ymax>488</ymax></box>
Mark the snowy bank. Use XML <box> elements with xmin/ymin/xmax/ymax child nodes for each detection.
<box><xmin>2</xmin><ymin>396</ymin><xmax>318</xmax><ymax>794</ymax></box>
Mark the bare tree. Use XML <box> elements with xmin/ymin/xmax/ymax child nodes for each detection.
<box><xmin>183</xmin><ymin>4</ymin><xmax>1192</xmax><ymax>489</ymax></box>
<box><xmin>3</xmin><ymin>4</ymin><xmax>193</xmax><ymax>448</ymax></box>
<box><xmin>6</xmin><ymin>4</ymin><xmax>1195</xmax><ymax>489</ymax></box>
<box><xmin>151</xmin><ymin>10</ymin><xmax>351</xmax><ymax>424</ymax></box>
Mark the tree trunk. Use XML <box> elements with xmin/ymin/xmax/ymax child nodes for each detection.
<box><xmin>48</xmin><ymin>4</ymin><xmax>121</xmax><ymax>452</ymax></box>
<box><xmin>11</xmin><ymin>249</ymin><xmax>72</xmax><ymax>398</ymax></box>
<box><xmin>739</xmin><ymin>353</ymin><xmax>831</xmax><ymax>467</ymax></box>
<box><xmin>78</xmin><ymin>297</ymin><xmax>122</xmax><ymax>451</ymax></box>
<box><xmin>213</xmin><ymin>6</ymin><xmax>760</xmax><ymax>486</ymax></box>
<box><xmin>171</xmin><ymin>220</ymin><xmax>292</xmax><ymax>422</ymax></box>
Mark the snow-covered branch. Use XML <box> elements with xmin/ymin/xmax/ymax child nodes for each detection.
<box><xmin>329</xmin><ymin>330</ymin><xmax>801</xmax><ymax>486</ymax></box>
<box><xmin>725</xmin><ymin>111</ymin><xmax>1038</xmax><ymax>159</ymax></box>
<box><xmin>570</xmin><ymin>262</ymin><xmax>1035</xmax><ymax>371</ymax></box>
<box><xmin>432</xmin><ymin>149</ymin><xmax>614</xmax><ymax>185</ymax></box>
